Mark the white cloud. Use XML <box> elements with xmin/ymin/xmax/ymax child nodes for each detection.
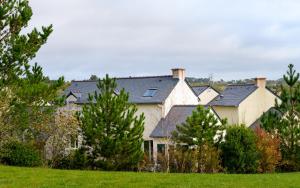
<box><xmin>28</xmin><ymin>0</ymin><xmax>300</xmax><ymax>80</ymax></box>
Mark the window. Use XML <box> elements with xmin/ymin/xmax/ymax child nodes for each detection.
<box><xmin>143</xmin><ymin>89</ymin><xmax>157</xmax><ymax>97</ymax></box>
<box><xmin>157</xmin><ymin>144</ymin><xmax>166</xmax><ymax>155</ymax></box>
<box><xmin>144</xmin><ymin>140</ymin><xmax>153</xmax><ymax>161</ymax></box>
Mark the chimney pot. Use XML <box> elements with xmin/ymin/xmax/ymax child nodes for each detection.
<box><xmin>254</xmin><ymin>77</ymin><xmax>267</xmax><ymax>88</ymax></box>
<box><xmin>172</xmin><ymin>68</ymin><xmax>186</xmax><ymax>80</ymax></box>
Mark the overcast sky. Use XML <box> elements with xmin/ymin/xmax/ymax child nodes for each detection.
<box><xmin>28</xmin><ymin>0</ymin><xmax>300</xmax><ymax>81</ymax></box>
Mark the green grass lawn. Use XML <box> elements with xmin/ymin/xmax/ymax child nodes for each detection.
<box><xmin>0</xmin><ymin>165</ymin><xmax>300</xmax><ymax>188</ymax></box>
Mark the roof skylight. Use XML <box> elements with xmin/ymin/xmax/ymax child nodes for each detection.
<box><xmin>143</xmin><ymin>88</ymin><xmax>158</xmax><ymax>97</ymax></box>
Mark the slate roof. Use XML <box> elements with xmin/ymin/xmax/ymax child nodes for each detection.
<box><xmin>209</xmin><ymin>84</ymin><xmax>258</xmax><ymax>107</ymax></box>
<box><xmin>64</xmin><ymin>76</ymin><xmax>179</xmax><ymax>104</ymax></box>
<box><xmin>150</xmin><ymin>105</ymin><xmax>219</xmax><ymax>138</ymax></box>
<box><xmin>192</xmin><ymin>86</ymin><xmax>209</xmax><ymax>96</ymax></box>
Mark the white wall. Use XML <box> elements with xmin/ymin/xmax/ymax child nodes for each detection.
<box><xmin>136</xmin><ymin>104</ymin><xmax>163</xmax><ymax>140</ymax></box>
<box><xmin>198</xmin><ymin>88</ymin><xmax>219</xmax><ymax>105</ymax></box>
<box><xmin>163</xmin><ymin>80</ymin><xmax>199</xmax><ymax>117</ymax></box>
<box><xmin>238</xmin><ymin>88</ymin><xmax>279</xmax><ymax>126</ymax></box>
<box><xmin>212</xmin><ymin>106</ymin><xmax>239</xmax><ymax>125</ymax></box>
<box><xmin>66</xmin><ymin>95</ymin><xmax>77</xmax><ymax>104</ymax></box>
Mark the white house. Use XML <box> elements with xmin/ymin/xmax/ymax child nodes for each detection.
<box><xmin>63</xmin><ymin>69</ymin><xmax>280</xmax><ymax>160</ymax></box>
<box><xmin>209</xmin><ymin>77</ymin><xmax>280</xmax><ymax>127</ymax></box>
<box><xmin>64</xmin><ymin>68</ymin><xmax>220</xmax><ymax>160</ymax></box>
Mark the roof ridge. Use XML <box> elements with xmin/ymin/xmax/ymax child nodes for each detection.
<box><xmin>71</xmin><ymin>80</ymin><xmax>97</xmax><ymax>83</ymax></box>
<box><xmin>227</xmin><ymin>83</ymin><xmax>256</xmax><ymax>86</ymax></box>
<box><xmin>192</xmin><ymin>85</ymin><xmax>210</xmax><ymax>88</ymax></box>
<box><xmin>173</xmin><ymin>105</ymin><xmax>198</xmax><ymax>107</ymax></box>
<box><xmin>71</xmin><ymin>75</ymin><xmax>174</xmax><ymax>82</ymax></box>
<box><xmin>116</xmin><ymin>75</ymin><xmax>173</xmax><ymax>79</ymax></box>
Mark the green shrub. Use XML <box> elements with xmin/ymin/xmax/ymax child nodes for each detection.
<box><xmin>169</xmin><ymin>146</ymin><xmax>197</xmax><ymax>173</ymax></box>
<box><xmin>0</xmin><ymin>141</ymin><xmax>41</xmax><ymax>167</ymax></box>
<box><xmin>221</xmin><ymin>125</ymin><xmax>259</xmax><ymax>173</ymax></box>
<box><xmin>51</xmin><ymin>148</ymin><xmax>89</xmax><ymax>170</ymax></box>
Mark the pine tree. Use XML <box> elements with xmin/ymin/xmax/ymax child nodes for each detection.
<box><xmin>79</xmin><ymin>74</ymin><xmax>145</xmax><ymax>171</ymax></box>
<box><xmin>0</xmin><ymin>0</ymin><xmax>53</xmax><ymax>86</ymax></box>
<box><xmin>261</xmin><ymin>64</ymin><xmax>300</xmax><ymax>171</ymax></box>
<box><xmin>172</xmin><ymin>106</ymin><xmax>226</xmax><ymax>173</ymax></box>
<box><xmin>0</xmin><ymin>1</ymin><xmax>64</xmax><ymax>157</ymax></box>
<box><xmin>9</xmin><ymin>63</ymin><xmax>64</xmax><ymax>152</ymax></box>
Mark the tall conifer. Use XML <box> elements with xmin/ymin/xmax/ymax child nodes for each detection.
<box><xmin>79</xmin><ymin>75</ymin><xmax>145</xmax><ymax>170</ymax></box>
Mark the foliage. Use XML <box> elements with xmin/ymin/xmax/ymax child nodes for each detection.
<box><xmin>51</xmin><ymin>148</ymin><xmax>89</xmax><ymax>170</ymax></box>
<box><xmin>5</xmin><ymin>63</ymin><xmax>64</xmax><ymax>157</ymax></box>
<box><xmin>0</xmin><ymin>88</ymin><xmax>15</xmax><ymax>148</ymax></box>
<box><xmin>199</xmin><ymin>143</ymin><xmax>222</xmax><ymax>173</ymax></box>
<box><xmin>89</xmin><ymin>75</ymin><xmax>99</xmax><ymax>81</ymax></box>
<box><xmin>0</xmin><ymin>0</ymin><xmax>53</xmax><ymax>85</ymax></box>
<box><xmin>255</xmin><ymin>128</ymin><xmax>281</xmax><ymax>173</ymax></box>
<box><xmin>168</xmin><ymin>146</ymin><xmax>197</xmax><ymax>173</ymax></box>
<box><xmin>261</xmin><ymin>64</ymin><xmax>300</xmax><ymax>171</ymax></box>
<box><xmin>221</xmin><ymin>125</ymin><xmax>259</xmax><ymax>174</ymax></box>
<box><xmin>0</xmin><ymin>141</ymin><xmax>41</xmax><ymax>167</ymax></box>
<box><xmin>46</xmin><ymin>110</ymin><xmax>80</xmax><ymax>167</ymax></box>
<box><xmin>0</xmin><ymin>0</ymin><xmax>65</xmax><ymax>162</ymax></box>
<box><xmin>167</xmin><ymin>144</ymin><xmax>222</xmax><ymax>173</ymax></box>
<box><xmin>172</xmin><ymin>105</ymin><xmax>225</xmax><ymax>173</ymax></box>
<box><xmin>78</xmin><ymin>74</ymin><xmax>145</xmax><ymax>171</ymax></box>
<box><xmin>138</xmin><ymin>153</ymin><xmax>155</xmax><ymax>172</ymax></box>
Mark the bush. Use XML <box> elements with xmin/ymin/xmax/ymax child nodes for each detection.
<box><xmin>169</xmin><ymin>146</ymin><xmax>197</xmax><ymax>173</ymax></box>
<box><xmin>0</xmin><ymin>141</ymin><xmax>41</xmax><ymax>167</ymax></box>
<box><xmin>198</xmin><ymin>144</ymin><xmax>222</xmax><ymax>173</ymax></box>
<box><xmin>157</xmin><ymin>144</ymin><xmax>222</xmax><ymax>173</ymax></box>
<box><xmin>51</xmin><ymin>148</ymin><xmax>89</xmax><ymax>170</ymax></box>
<box><xmin>221</xmin><ymin>125</ymin><xmax>259</xmax><ymax>173</ymax></box>
<box><xmin>255</xmin><ymin>127</ymin><xmax>281</xmax><ymax>173</ymax></box>
<box><xmin>138</xmin><ymin>153</ymin><xmax>155</xmax><ymax>172</ymax></box>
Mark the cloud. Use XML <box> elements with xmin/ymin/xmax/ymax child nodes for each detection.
<box><xmin>28</xmin><ymin>0</ymin><xmax>300</xmax><ymax>80</ymax></box>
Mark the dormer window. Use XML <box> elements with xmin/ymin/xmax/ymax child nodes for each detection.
<box><xmin>143</xmin><ymin>88</ymin><xmax>158</xmax><ymax>97</ymax></box>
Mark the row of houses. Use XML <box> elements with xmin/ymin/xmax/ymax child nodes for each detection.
<box><xmin>64</xmin><ymin>68</ymin><xmax>280</xmax><ymax>160</ymax></box>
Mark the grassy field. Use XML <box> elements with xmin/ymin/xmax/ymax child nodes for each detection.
<box><xmin>0</xmin><ymin>166</ymin><xmax>300</xmax><ymax>188</ymax></box>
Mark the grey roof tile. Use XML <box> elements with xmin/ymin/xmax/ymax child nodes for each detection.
<box><xmin>209</xmin><ymin>84</ymin><xmax>258</xmax><ymax>107</ymax></box>
<box><xmin>192</xmin><ymin>86</ymin><xmax>209</xmax><ymax>96</ymax></box>
<box><xmin>150</xmin><ymin>105</ymin><xmax>214</xmax><ymax>138</ymax></box>
<box><xmin>64</xmin><ymin>76</ymin><xmax>179</xmax><ymax>104</ymax></box>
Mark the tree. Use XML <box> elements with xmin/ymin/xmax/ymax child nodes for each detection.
<box><xmin>78</xmin><ymin>74</ymin><xmax>145</xmax><ymax>171</ymax></box>
<box><xmin>221</xmin><ymin>125</ymin><xmax>259</xmax><ymax>174</ymax></box>
<box><xmin>255</xmin><ymin>127</ymin><xmax>281</xmax><ymax>173</ymax></box>
<box><xmin>261</xmin><ymin>64</ymin><xmax>300</xmax><ymax>171</ymax></box>
<box><xmin>5</xmin><ymin>63</ymin><xmax>64</xmax><ymax>156</ymax></box>
<box><xmin>0</xmin><ymin>0</ymin><xmax>53</xmax><ymax>85</ymax></box>
<box><xmin>0</xmin><ymin>1</ymin><xmax>65</xmax><ymax>160</ymax></box>
<box><xmin>172</xmin><ymin>106</ymin><xmax>226</xmax><ymax>173</ymax></box>
<box><xmin>45</xmin><ymin>109</ymin><xmax>80</xmax><ymax>167</ymax></box>
<box><xmin>89</xmin><ymin>75</ymin><xmax>99</xmax><ymax>81</ymax></box>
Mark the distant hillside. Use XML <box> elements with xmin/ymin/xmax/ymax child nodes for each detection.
<box><xmin>186</xmin><ymin>77</ymin><xmax>283</xmax><ymax>94</ymax></box>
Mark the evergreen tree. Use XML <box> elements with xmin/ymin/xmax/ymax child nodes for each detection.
<box><xmin>261</xmin><ymin>64</ymin><xmax>300</xmax><ymax>170</ymax></box>
<box><xmin>9</xmin><ymin>63</ymin><xmax>64</xmax><ymax>152</ymax></box>
<box><xmin>79</xmin><ymin>74</ymin><xmax>145</xmax><ymax>171</ymax></box>
<box><xmin>221</xmin><ymin>125</ymin><xmax>259</xmax><ymax>173</ymax></box>
<box><xmin>0</xmin><ymin>0</ymin><xmax>53</xmax><ymax>85</ymax></box>
<box><xmin>0</xmin><ymin>1</ymin><xmax>64</xmax><ymax>158</ymax></box>
<box><xmin>172</xmin><ymin>106</ymin><xmax>226</xmax><ymax>173</ymax></box>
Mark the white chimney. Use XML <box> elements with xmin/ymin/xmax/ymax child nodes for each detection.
<box><xmin>172</xmin><ymin>68</ymin><xmax>186</xmax><ymax>80</ymax></box>
<box><xmin>254</xmin><ymin>77</ymin><xmax>267</xmax><ymax>88</ymax></box>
